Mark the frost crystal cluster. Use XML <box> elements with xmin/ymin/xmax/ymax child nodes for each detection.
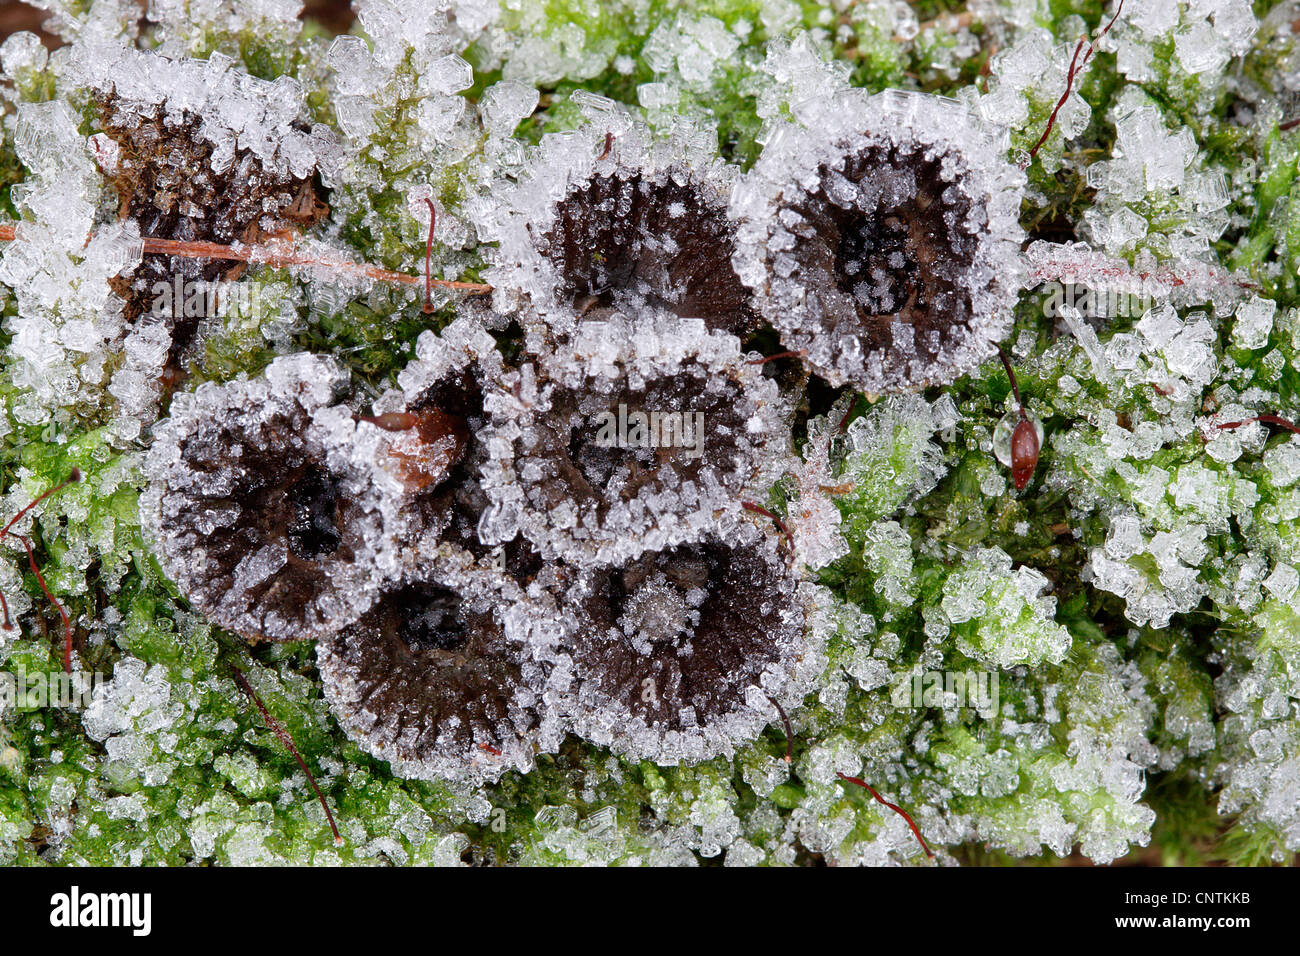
<box><xmin>731</xmin><ymin>88</ymin><xmax>1025</xmax><ymax>391</ymax></box>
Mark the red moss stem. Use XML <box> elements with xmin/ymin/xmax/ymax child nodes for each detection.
<box><xmin>423</xmin><ymin>198</ymin><xmax>438</xmax><ymax>313</ymax></box>
<box><xmin>233</xmin><ymin>667</ymin><xmax>343</xmax><ymax>846</ymax></box>
<box><xmin>1215</xmin><ymin>414</ymin><xmax>1300</xmax><ymax>435</ymax></box>
<box><xmin>1024</xmin><ymin>0</ymin><xmax>1125</xmax><ymax>164</ymax></box>
<box><xmin>768</xmin><ymin>695</ymin><xmax>794</xmax><ymax>763</ymax></box>
<box><xmin>741</xmin><ymin>500</ymin><xmax>791</xmax><ymax>538</ymax></box>
<box><xmin>747</xmin><ymin>350</ymin><xmax>808</xmax><ymax>366</ymax></box>
<box><xmin>0</xmin><ymin>470</ymin><xmax>81</xmax><ymax>671</ymax></box>
<box><xmin>836</xmin><ymin>772</ymin><xmax>934</xmax><ymax>858</ymax></box>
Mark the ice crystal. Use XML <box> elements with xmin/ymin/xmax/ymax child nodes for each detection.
<box><xmin>731</xmin><ymin>88</ymin><xmax>1025</xmax><ymax>391</ymax></box>
<box><xmin>0</xmin><ymin>100</ymin><xmax>143</xmax><ymax>435</ymax></box>
<box><xmin>933</xmin><ymin>547</ymin><xmax>1072</xmax><ymax>669</ymax></box>
<box><xmin>72</xmin><ymin>43</ymin><xmax>342</xmax><ymax>186</ymax></box>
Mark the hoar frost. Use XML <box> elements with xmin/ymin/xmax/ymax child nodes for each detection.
<box><xmin>140</xmin><ymin>354</ymin><xmax>422</xmax><ymax>642</ymax></box>
<box><xmin>316</xmin><ymin>542</ymin><xmax>562</xmax><ymax>787</ymax></box>
<box><xmin>476</xmin><ymin>118</ymin><xmax>753</xmax><ymax>339</ymax></box>
<box><xmin>731</xmin><ymin>88</ymin><xmax>1025</xmax><ymax>392</ymax></box>
<box><xmin>478</xmin><ymin>309</ymin><xmax>790</xmax><ymax>568</ymax></box>
<box><xmin>543</xmin><ymin>524</ymin><xmax>822</xmax><ymax>766</ymax></box>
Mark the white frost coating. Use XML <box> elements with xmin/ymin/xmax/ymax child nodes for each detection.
<box><xmin>316</xmin><ymin>542</ymin><xmax>565</xmax><ymax>787</ymax></box>
<box><xmin>0</xmin><ymin>100</ymin><xmax>144</xmax><ymax>432</ymax></box>
<box><xmin>17</xmin><ymin>0</ymin><xmax>140</xmax><ymax>44</ymax></box>
<box><xmin>140</xmin><ymin>353</ymin><xmax>418</xmax><ymax>641</ymax></box>
<box><xmin>324</xmin><ymin>2</ymin><xmax>495</xmax><ymax>293</ymax></box>
<box><xmin>69</xmin><ymin>42</ymin><xmax>343</xmax><ymax>185</ymax></box>
<box><xmin>1023</xmin><ymin>240</ymin><xmax>1249</xmax><ymax>318</ymax></box>
<box><xmin>784</xmin><ymin>400</ymin><xmax>852</xmax><ymax>571</ymax></box>
<box><xmin>145</xmin><ymin>0</ymin><xmax>305</xmax><ymax>60</ymax></box>
<box><xmin>1080</xmin><ymin>86</ymin><xmax>1234</xmax><ymax>260</ymax></box>
<box><xmin>472</xmin><ymin>115</ymin><xmax>742</xmax><ymax>339</ymax></box>
<box><xmin>841</xmin><ymin>392</ymin><xmax>948</xmax><ymax>508</ymax></box>
<box><xmin>937</xmin><ymin>547</ymin><xmax>1072</xmax><ymax>669</ymax></box>
<box><xmin>731</xmin><ymin>88</ymin><xmax>1025</xmax><ymax>392</ymax></box>
<box><xmin>394</xmin><ymin>310</ymin><xmax>505</xmax><ymax>413</ymax></box>
<box><xmin>1215</xmin><ymin>645</ymin><xmax>1300</xmax><ymax>857</ymax></box>
<box><xmin>477</xmin><ymin>308</ymin><xmax>792</xmax><ymax>568</ymax></box>
<box><xmin>82</xmin><ymin>656</ymin><xmax>183</xmax><ymax>788</ymax></box>
<box><xmin>0</xmin><ymin>557</ymin><xmax>33</xmax><ymax>664</ymax></box>
<box><xmin>543</xmin><ymin>523</ymin><xmax>826</xmax><ymax>766</ymax></box>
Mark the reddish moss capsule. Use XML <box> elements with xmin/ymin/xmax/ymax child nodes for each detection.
<box><xmin>994</xmin><ymin>348</ymin><xmax>1044</xmax><ymax>491</ymax></box>
<box><xmin>1009</xmin><ymin>416</ymin><xmax>1041</xmax><ymax>490</ymax></box>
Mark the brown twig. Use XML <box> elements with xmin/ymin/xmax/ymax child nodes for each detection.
<box><xmin>0</xmin><ymin>223</ymin><xmax>493</xmax><ymax>295</ymax></box>
<box><xmin>1023</xmin><ymin>242</ymin><xmax>1258</xmax><ymax>294</ymax></box>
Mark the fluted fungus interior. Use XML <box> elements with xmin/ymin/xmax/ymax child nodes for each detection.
<box><xmin>541</xmin><ymin>170</ymin><xmax>754</xmax><ymax>335</ymax></box>
<box><xmin>559</xmin><ymin>528</ymin><xmax>811</xmax><ymax>763</ymax></box>
<box><xmin>732</xmin><ymin>90</ymin><xmax>1025</xmax><ymax>393</ymax></box>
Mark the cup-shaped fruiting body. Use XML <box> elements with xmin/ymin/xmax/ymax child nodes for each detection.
<box><xmin>477</xmin><ymin>310</ymin><xmax>790</xmax><ymax>568</ymax></box>
<box><xmin>478</xmin><ymin>121</ymin><xmax>755</xmax><ymax>339</ymax></box>
<box><xmin>140</xmin><ymin>353</ymin><xmax>417</xmax><ymax>642</ymax></box>
<box><xmin>357</xmin><ymin>312</ymin><xmax>508</xmax><ymax>555</ymax></box>
<box><xmin>87</xmin><ymin>47</ymin><xmax>337</xmax><ymax>359</ymax></box>
<box><xmin>549</xmin><ymin>523</ymin><xmax>816</xmax><ymax>765</ymax></box>
<box><xmin>731</xmin><ymin>89</ymin><xmax>1025</xmax><ymax>392</ymax></box>
<box><xmin>316</xmin><ymin>544</ymin><xmax>562</xmax><ymax>785</ymax></box>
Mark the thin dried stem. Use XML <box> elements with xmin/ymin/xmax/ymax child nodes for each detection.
<box><xmin>741</xmin><ymin>500</ymin><xmax>792</xmax><ymax>540</ymax></box>
<box><xmin>1023</xmin><ymin>241</ymin><xmax>1258</xmax><ymax>295</ymax></box>
<box><xmin>768</xmin><ymin>695</ymin><xmax>794</xmax><ymax>763</ymax></box>
<box><xmin>1215</xmin><ymin>414</ymin><xmax>1300</xmax><ymax>435</ymax></box>
<box><xmin>0</xmin><ymin>470</ymin><xmax>81</xmax><ymax>672</ymax></box>
<box><xmin>0</xmin><ymin>223</ymin><xmax>493</xmax><ymax>295</ymax></box>
<box><xmin>998</xmin><ymin>346</ymin><xmax>1026</xmax><ymax>419</ymax></box>
<box><xmin>747</xmin><ymin>350</ymin><xmax>807</xmax><ymax>366</ymax></box>
<box><xmin>422</xmin><ymin>198</ymin><xmax>438</xmax><ymax>312</ymax></box>
<box><xmin>1024</xmin><ymin>0</ymin><xmax>1125</xmax><ymax>165</ymax></box>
